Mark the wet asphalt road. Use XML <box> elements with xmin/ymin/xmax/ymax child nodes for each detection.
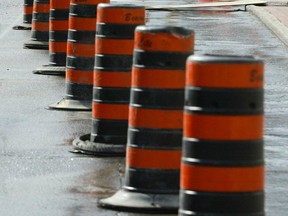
<box><xmin>1</xmin><ymin>0</ymin><xmax>288</xmax><ymax>215</ymax></box>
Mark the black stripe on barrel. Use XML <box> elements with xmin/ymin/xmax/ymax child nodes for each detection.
<box><xmin>65</xmin><ymin>82</ymin><xmax>93</xmax><ymax>101</ymax></box>
<box><xmin>185</xmin><ymin>87</ymin><xmax>264</xmax><ymax>115</ymax></box>
<box><xmin>93</xmin><ymin>87</ymin><xmax>130</xmax><ymax>104</ymax></box>
<box><xmin>94</xmin><ymin>54</ymin><xmax>133</xmax><ymax>70</ymax></box>
<box><xmin>96</xmin><ymin>23</ymin><xmax>139</xmax><ymax>39</ymax></box>
<box><xmin>124</xmin><ymin>168</ymin><xmax>180</xmax><ymax>194</ymax></box>
<box><xmin>49</xmin><ymin>31</ymin><xmax>68</xmax><ymax>43</ymax></box>
<box><xmin>68</xmin><ymin>30</ymin><xmax>96</xmax><ymax>43</ymax></box>
<box><xmin>179</xmin><ymin>190</ymin><xmax>265</xmax><ymax>215</ymax></box>
<box><xmin>133</xmin><ymin>50</ymin><xmax>189</xmax><ymax>70</ymax></box>
<box><xmin>128</xmin><ymin>127</ymin><xmax>182</xmax><ymax>150</ymax></box>
<box><xmin>69</xmin><ymin>4</ymin><xmax>97</xmax><ymax>18</ymax></box>
<box><xmin>183</xmin><ymin>138</ymin><xmax>264</xmax><ymax>166</ymax></box>
<box><xmin>131</xmin><ymin>87</ymin><xmax>184</xmax><ymax>110</ymax></box>
<box><xmin>91</xmin><ymin>118</ymin><xmax>128</xmax><ymax>143</ymax></box>
<box><xmin>67</xmin><ymin>56</ymin><xmax>95</xmax><ymax>71</ymax></box>
<box><xmin>50</xmin><ymin>8</ymin><xmax>69</xmax><ymax>20</ymax></box>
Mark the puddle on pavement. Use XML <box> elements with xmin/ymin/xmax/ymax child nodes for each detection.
<box><xmin>69</xmin><ymin>158</ymin><xmax>125</xmax><ymax>198</ymax></box>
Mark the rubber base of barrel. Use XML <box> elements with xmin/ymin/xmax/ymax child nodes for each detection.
<box><xmin>99</xmin><ymin>189</ymin><xmax>179</xmax><ymax>213</ymax></box>
<box><xmin>23</xmin><ymin>40</ymin><xmax>49</xmax><ymax>50</ymax></box>
<box><xmin>71</xmin><ymin>134</ymin><xmax>126</xmax><ymax>157</ymax></box>
<box><xmin>48</xmin><ymin>98</ymin><xmax>92</xmax><ymax>111</ymax></box>
<box><xmin>12</xmin><ymin>23</ymin><xmax>32</xmax><ymax>30</ymax></box>
<box><xmin>33</xmin><ymin>65</ymin><xmax>65</xmax><ymax>76</ymax></box>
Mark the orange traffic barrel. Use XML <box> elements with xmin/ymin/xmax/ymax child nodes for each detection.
<box><xmin>99</xmin><ymin>26</ymin><xmax>194</xmax><ymax>213</ymax></box>
<box><xmin>13</xmin><ymin>0</ymin><xmax>34</xmax><ymax>30</ymax></box>
<box><xmin>24</xmin><ymin>0</ymin><xmax>50</xmax><ymax>49</ymax></box>
<box><xmin>33</xmin><ymin>0</ymin><xmax>70</xmax><ymax>76</ymax></box>
<box><xmin>49</xmin><ymin>0</ymin><xmax>109</xmax><ymax>111</ymax></box>
<box><xmin>72</xmin><ymin>4</ymin><xmax>145</xmax><ymax>156</ymax></box>
<box><xmin>179</xmin><ymin>54</ymin><xmax>265</xmax><ymax>215</ymax></box>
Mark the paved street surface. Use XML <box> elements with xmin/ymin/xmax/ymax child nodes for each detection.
<box><xmin>1</xmin><ymin>0</ymin><xmax>288</xmax><ymax>215</ymax></box>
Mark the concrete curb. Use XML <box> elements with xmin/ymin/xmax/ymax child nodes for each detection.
<box><xmin>247</xmin><ymin>5</ymin><xmax>288</xmax><ymax>47</ymax></box>
<box><xmin>266</xmin><ymin>0</ymin><xmax>288</xmax><ymax>5</ymax></box>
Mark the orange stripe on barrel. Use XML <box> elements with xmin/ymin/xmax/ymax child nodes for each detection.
<box><xmin>69</xmin><ymin>17</ymin><xmax>96</xmax><ymax>30</ymax></box>
<box><xmin>67</xmin><ymin>42</ymin><xmax>95</xmax><ymax>57</ymax></box>
<box><xmin>93</xmin><ymin>71</ymin><xmax>131</xmax><ymax>87</ymax></box>
<box><xmin>134</xmin><ymin>32</ymin><xmax>194</xmax><ymax>52</ymax></box>
<box><xmin>186</xmin><ymin>62</ymin><xmax>264</xmax><ymax>88</ymax></box>
<box><xmin>24</xmin><ymin>6</ymin><xmax>33</xmax><ymax>14</ymax></box>
<box><xmin>184</xmin><ymin>113</ymin><xmax>264</xmax><ymax>140</ymax></box>
<box><xmin>66</xmin><ymin>68</ymin><xmax>94</xmax><ymax>84</ymax></box>
<box><xmin>181</xmin><ymin>164</ymin><xmax>264</xmax><ymax>192</ymax></box>
<box><xmin>92</xmin><ymin>103</ymin><xmax>129</xmax><ymax>120</ymax></box>
<box><xmin>131</xmin><ymin>67</ymin><xmax>185</xmax><ymax>89</ymax></box>
<box><xmin>51</xmin><ymin>0</ymin><xmax>70</xmax><ymax>9</ymax></box>
<box><xmin>97</xmin><ymin>8</ymin><xmax>145</xmax><ymax>24</ymax></box>
<box><xmin>49</xmin><ymin>42</ymin><xmax>67</xmax><ymax>53</ymax></box>
<box><xmin>95</xmin><ymin>38</ymin><xmax>134</xmax><ymax>55</ymax></box>
<box><xmin>33</xmin><ymin>3</ymin><xmax>50</xmax><ymax>13</ymax></box>
<box><xmin>50</xmin><ymin>20</ymin><xmax>69</xmax><ymax>31</ymax></box>
<box><xmin>127</xmin><ymin>147</ymin><xmax>182</xmax><ymax>169</ymax></box>
<box><xmin>32</xmin><ymin>22</ymin><xmax>49</xmax><ymax>31</ymax></box>
<box><xmin>129</xmin><ymin>107</ymin><xmax>183</xmax><ymax>129</ymax></box>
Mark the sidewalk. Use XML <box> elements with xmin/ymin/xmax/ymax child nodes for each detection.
<box><xmin>247</xmin><ymin>0</ymin><xmax>288</xmax><ymax>47</ymax></box>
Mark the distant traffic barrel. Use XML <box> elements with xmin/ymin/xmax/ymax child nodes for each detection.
<box><xmin>99</xmin><ymin>26</ymin><xmax>194</xmax><ymax>213</ymax></box>
<box><xmin>24</xmin><ymin>0</ymin><xmax>50</xmax><ymax>49</ymax></box>
<box><xmin>49</xmin><ymin>0</ymin><xmax>109</xmax><ymax>111</ymax></box>
<box><xmin>73</xmin><ymin>4</ymin><xmax>145</xmax><ymax>155</ymax></box>
<box><xmin>24</xmin><ymin>0</ymin><xmax>34</xmax><ymax>24</ymax></box>
<box><xmin>33</xmin><ymin>0</ymin><xmax>70</xmax><ymax>75</ymax></box>
<box><xmin>13</xmin><ymin>0</ymin><xmax>34</xmax><ymax>30</ymax></box>
<box><xmin>179</xmin><ymin>54</ymin><xmax>265</xmax><ymax>215</ymax></box>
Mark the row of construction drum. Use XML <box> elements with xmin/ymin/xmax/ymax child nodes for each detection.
<box><xmin>14</xmin><ymin>0</ymin><xmax>265</xmax><ymax>215</ymax></box>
